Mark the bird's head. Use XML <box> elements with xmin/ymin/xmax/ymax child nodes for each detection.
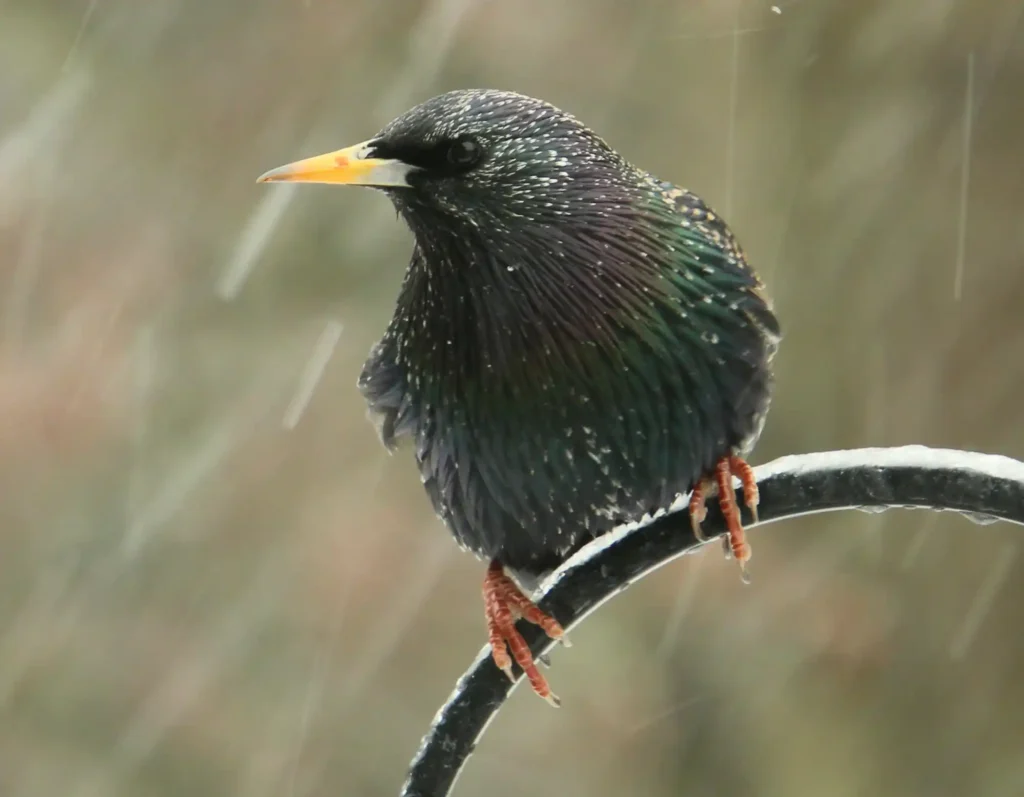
<box><xmin>258</xmin><ymin>89</ymin><xmax>629</xmax><ymax>230</ymax></box>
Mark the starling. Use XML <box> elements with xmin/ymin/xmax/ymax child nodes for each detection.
<box><xmin>258</xmin><ymin>89</ymin><xmax>781</xmax><ymax>705</ymax></box>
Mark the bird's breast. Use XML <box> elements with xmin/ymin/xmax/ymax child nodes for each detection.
<box><xmin>363</xmin><ymin>312</ymin><xmax>775</xmax><ymax>573</ymax></box>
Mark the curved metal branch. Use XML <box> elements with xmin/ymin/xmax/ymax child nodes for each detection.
<box><xmin>399</xmin><ymin>446</ymin><xmax>1024</xmax><ymax>797</ymax></box>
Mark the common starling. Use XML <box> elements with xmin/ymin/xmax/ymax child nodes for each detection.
<box><xmin>258</xmin><ymin>89</ymin><xmax>781</xmax><ymax>705</ymax></box>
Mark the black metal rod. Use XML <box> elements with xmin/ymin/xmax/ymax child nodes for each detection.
<box><xmin>398</xmin><ymin>446</ymin><xmax>1024</xmax><ymax>797</ymax></box>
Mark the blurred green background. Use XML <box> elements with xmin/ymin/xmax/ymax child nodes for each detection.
<box><xmin>2</xmin><ymin>1</ymin><xmax>1023</xmax><ymax>795</ymax></box>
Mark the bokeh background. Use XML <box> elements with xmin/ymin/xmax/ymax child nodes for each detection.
<box><xmin>2</xmin><ymin>0</ymin><xmax>1023</xmax><ymax>795</ymax></box>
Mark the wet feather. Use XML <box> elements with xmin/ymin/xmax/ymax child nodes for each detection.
<box><xmin>357</xmin><ymin>89</ymin><xmax>780</xmax><ymax>574</ymax></box>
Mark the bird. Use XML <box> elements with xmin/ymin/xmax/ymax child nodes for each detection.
<box><xmin>258</xmin><ymin>89</ymin><xmax>781</xmax><ymax>706</ymax></box>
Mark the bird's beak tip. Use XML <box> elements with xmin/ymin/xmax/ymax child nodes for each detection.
<box><xmin>255</xmin><ymin>168</ymin><xmax>284</xmax><ymax>184</ymax></box>
<box><xmin>255</xmin><ymin>142</ymin><xmax>411</xmax><ymax>188</ymax></box>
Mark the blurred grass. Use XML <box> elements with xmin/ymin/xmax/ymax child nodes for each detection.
<box><xmin>1</xmin><ymin>1</ymin><xmax>1023</xmax><ymax>795</ymax></box>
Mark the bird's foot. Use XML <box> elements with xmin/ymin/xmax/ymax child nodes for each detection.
<box><xmin>688</xmin><ymin>478</ymin><xmax>712</xmax><ymax>540</ymax></box>
<box><xmin>688</xmin><ymin>455</ymin><xmax>760</xmax><ymax>584</ymax></box>
<box><xmin>726</xmin><ymin>455</ymin><xmax>759</xmax><ymax>525</ymax></box>
<box><xmin>483</xmin><ymin>560</ymin><xmax>566</xmax><ymax>707</ymax></box>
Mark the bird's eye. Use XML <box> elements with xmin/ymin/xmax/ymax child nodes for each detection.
<box><xmin>445</xmin><ymin>138</ymin><xmax>481</xmax><ymax>168</ymax></box>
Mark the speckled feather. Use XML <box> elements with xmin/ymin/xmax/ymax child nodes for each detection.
<box><xmin>357</xmin><ymin>90</ymin><xmax>780</xmax><ymax>575</ymax></box>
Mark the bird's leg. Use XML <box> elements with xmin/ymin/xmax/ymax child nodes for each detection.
<box><xmin>483</xmin><ymin>560</ymin><xmax>565</xmax><ymax>707</ymax></box>
<box><xmin>728</xmin><ymin>455</ymin><xmax>759</xmax><ymax>524</ymax></box>
<box><xmin>689</xmin><ymin>457</ymin><xmax>760</xmax><ymax>583</ymax></box>
<box><xmin>687</xmin><ymin>478</ymin><xmax>713</xmax><ymax>541</ymax></box>
<box><xmin>713</xmin><ymin>456</ymin><xmax>757</xmax><ymax>583</ymax></box>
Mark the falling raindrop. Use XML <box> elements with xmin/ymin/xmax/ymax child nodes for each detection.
<box><xmin>949</xmin><ymin>543</ymin><xmax>1018</xmax><ymax>660</ymax></box>
<box><xmin>218</xmin><ymin>184</ymin><xmax>298</xmax><ymax>301</ymax></box>
<box><xmin>954</xmin><ymin>51</ymin><xmax>975</xmax><ymax>302</ymax></box>
<box><xmin>282</xmin><ymin>319</ymin><xmax>344</xmax><ymax>430</ymax></box>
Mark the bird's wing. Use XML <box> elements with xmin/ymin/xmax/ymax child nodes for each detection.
<box><xmin>358</xmin><ymin>331</ymin><xmax>416</xmax><ymax>451</ymax></box>
<box><xmin>357</xmin><ymin>246</ymin><xmax>437</xmax><ymax>451</ymax></box>
<box><xmin>655</xmin><ymin>180</ymin><xmax>781</xmax><ymax>346</ymax></box>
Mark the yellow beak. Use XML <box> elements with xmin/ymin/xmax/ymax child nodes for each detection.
<box><xmin>256</xmin><ymin>140</ymin><xmax>413</xmax><ymax>187</ymax></box>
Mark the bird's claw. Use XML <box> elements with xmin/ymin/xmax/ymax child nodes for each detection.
<box><xmin>483</xmin><ymin>560</ymin><xmax>564</xmax><ymax>706</ymax></box>
<box><xmin>688</xmin><ymin>479</ymin><xmax>711</xmax><ymax>541</ymax></box>
<box><xmin>728</xmin><ymin>455</ymin><xmax>760</xmax><ymax>526</ymax></box>
<box><xmin>716</xmin><ymin>456</ymin><xmax>755</xmax><ymax>583</ymax></box>
<box><xmin>690</xmin><ymin>457</ymin><xmax>759</xmax><ymax>584</ymax></box>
